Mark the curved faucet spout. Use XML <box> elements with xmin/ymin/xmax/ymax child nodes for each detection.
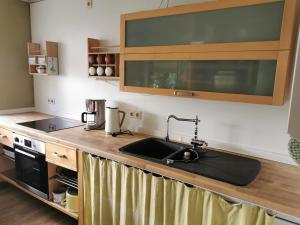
<box><xmin>165</xmin><ymin>115</ymin><xmax>200</xmax><ymax>142</ymax></box>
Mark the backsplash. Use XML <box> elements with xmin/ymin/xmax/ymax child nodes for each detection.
<box><xmin>31</xmin><ymin>0</ymin><xmax>297</xmax><ymax>164</ymax></box>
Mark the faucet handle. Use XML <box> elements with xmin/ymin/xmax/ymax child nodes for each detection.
<box><xmin>191</xmin><ymin>139</ymin><xmax>208</xmax><ymax>151</ymax></box>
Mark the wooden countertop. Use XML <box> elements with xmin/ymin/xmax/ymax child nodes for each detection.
<box><xmin>0</xmin><ymin>112</ymin><xmax>300</xmax><ymax>218</ymax></box>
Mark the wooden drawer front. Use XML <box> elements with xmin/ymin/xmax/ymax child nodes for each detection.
<box><xmin>0</xmin><ymin>128</ymin><xmax>13</xmax><ymax>148</ymax></box>
<box><xmin>46</xmin><ymin>143</ymin><xmax>77</xmax><ymax>171</ymax></box>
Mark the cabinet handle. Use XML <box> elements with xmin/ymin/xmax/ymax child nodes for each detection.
<box><xmin>174</xmin><ymin>91</ymin><xmax>194</xmax><ymax>97</ymax></box>
<box><xmin>0</xmin><ymin>134</ymin><xmax>7</xmax><ymax>139</ymax></box>
<box><xmin>53</xmin><ymin>152</ymin><xmax>67</xmax><ymax>159</ymax></box>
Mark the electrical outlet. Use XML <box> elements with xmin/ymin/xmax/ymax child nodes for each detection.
<box><xmin>86</xmin><ymin>0</ymin><xmax>92</xmax><ymax>8</ymax></box>
<box><xmin>47</xmin><ymin>98</ymin><xmax>56</xmax><ymax>105</ymax></box>
<box><xmin>129</xmin><ymin>111</ymin><xmax>142</xmax><ymax>120</ymax></box>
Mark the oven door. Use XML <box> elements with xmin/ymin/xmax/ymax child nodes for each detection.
<box><xmin>14</xmin><ymin>145</ymin><xmax>49</xmax><ymax>199</ymax></box>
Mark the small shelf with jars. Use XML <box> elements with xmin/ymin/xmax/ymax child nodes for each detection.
<box><xmin>27</xmin><ymin>41</ymin><xmax>59</xmax><ymax>76</ymax></box>
<box><xmin>87</xmin><ymin>38</ymin><xmax>120</xmax><ymax>80</ymax></box>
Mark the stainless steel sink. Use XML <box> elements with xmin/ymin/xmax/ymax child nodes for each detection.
<box><xmin>119</xmin><ymin>137</ymin><xmax>261</xmax><ymax>186</ymax></box>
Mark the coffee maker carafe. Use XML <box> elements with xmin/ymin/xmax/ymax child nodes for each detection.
<box><xmin>81</xmin><ymin>99</ymin><xmax>105</xmax><ymax>130</ymax></box>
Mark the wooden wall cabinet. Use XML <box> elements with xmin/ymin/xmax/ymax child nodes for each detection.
<box><xmin>27</xmin><ymin>41</ymin><xmax>59</xmax><ymax>76</ymax></box>
<box><xmin>120</xmin><ymin>0</ymin><xmax>300</xmax><ymax>105</ymax></box>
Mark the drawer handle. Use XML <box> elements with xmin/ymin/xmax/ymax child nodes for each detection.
<box><xmin>0</xmin><ymin>134</ymin><xmax>7</xmax><ymax>139</ymax></box>
<box><xmin>53</xmin><ymin>152</ymin><xmax>67</xmax><ymax>159</ymax></box>
<box><xmin>174</xmin><ymin>91</ymin><xmax>194</xmax><ymax>97</ymax></box>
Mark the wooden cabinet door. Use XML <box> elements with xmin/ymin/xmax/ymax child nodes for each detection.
<box><xmin>46</xmin><ymin>143</ymin><xmax>77</xmax><ymax>171</ymax></box>
<box><xmin>121</xmin><ymin>0</ymin><xmax>299</xmax><ymax>54</ymax></box>
<box><xmin>121</xmin><ymin>51</ymin><xmax>290</xmax><ymax>105</ymax></box>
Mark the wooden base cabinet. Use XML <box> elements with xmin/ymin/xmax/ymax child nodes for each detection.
<box><xmin>120</xmin><ymin>0</ymin><xmax>300</xmax><ymax>105</ymax></box>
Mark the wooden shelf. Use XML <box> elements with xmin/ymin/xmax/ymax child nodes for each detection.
<box><xmin>90</xmin><ymin>45</ymin><xmax>120</xmax><ymax>49</ymax></box>
<box><xmin>87</xmin><ymin>38</ymin><xmax>120</xmax><ymax>78</ymax></box>
<box><xmin>89</xmin><ymin>76</ymin><xmax>120</xmax><ymax>80</ymax></box>
<box><xmin>29</xmin><ymin>54</ymin><xmax>46</xmax><ymax>57</ymax></box>
<box><xmin>27</xmin><ymin>42</ymin><xmax>59</xmax><ymax>76</ymax></box>
<box><xmin>0</xmin><ymin>170</ymin><xmax>79</xmax><ymax>220</ymax></box>
<box><xmin>91</xmin><ymin>64</ymin><xmax>116</xmax><ymax>67</ymax></box>
<box><xmin>29</xmin><ymin>63</ymin><xmax>47</xmax><ymax>66</ymax></box>
<box><xmin>29</xmin><ymin>73</ymin><xmax>48</xmax><ymax>76</ymax></box>
<box><xmin>88</xmin><ymin>52</ymin><xmax>119</xmax><ymax>55</ymax></box>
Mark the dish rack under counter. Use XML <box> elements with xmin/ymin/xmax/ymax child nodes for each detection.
<box><xmin>49</xmin><ymin>166</ymin><xmax>78</xmax><ymax>191</ymax></box>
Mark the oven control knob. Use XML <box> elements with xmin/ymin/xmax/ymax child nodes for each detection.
<box><xmin>14</xmin><ymin>137</ymin><xmax>19</xmax><ymax>143</ymax></box>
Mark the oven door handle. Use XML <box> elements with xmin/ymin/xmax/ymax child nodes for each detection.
<box><xmin>15</xmin><ymin>149</ymin><xmax>36</xmax><ymax>159</ymax></box>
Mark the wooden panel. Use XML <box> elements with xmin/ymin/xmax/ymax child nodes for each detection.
<box><xmin>0</xmin><ymin>128</ymin><xmax>13</xmax><ymax>148</ymax></box>
<box><xmin>121</xmin><ymin>51</ymin><xmax>279</xmax><ymax>61</ymax></box>
<box><xmin>78</xmin><ymin>151</ymin><xmax>84</xmax><ymax>225</ymax></box>
<box><xmin>46</xmin><ymin>41</ymin><xmax>58</xmax><ymax>57</ymax></box>
<box><xmin>272</xmin><ymin>51</ymin><xmax>290</xmax><ymax>105</ymax></box>
<box><xmin>279</xmin><ymin>0</ymin><xmax>300</xmax><ymax>50</ymax></box>
<box><xmin>47</xmin><ymin>163</ymin><xmax>61</xmax><ymax>202</ymax></box>
<box><xmin>87</xmin><ymin>38</ymin><xmax>101</xmax><ymax>53</ymax></box>
<box><xmin>120</xmin><ymin>15</ymin><xmax>126</xmax><ymax>54</ymax></box>
<box><xmin>121</xmin><ymin>86</ymin><xmax>274</xmax><ymax>105</ymax></box>
<box><xmin>122</xmin><ymin>41</ymin><xmax>281</xmax><ymax>54</ymax></box>
<box><xmin>27</xmin><ymin>42</ymin><xmax>41</xmax><ymax>56</ymax></box>
<box><xmin>122</xmin><ymin>0</ymin><xmax>283</xmax><ymax>21</ymax></box>
<box><xmin>46</xmin><ymin>143</ymin><xmax>77</xmax><ymax>172</ymax></box>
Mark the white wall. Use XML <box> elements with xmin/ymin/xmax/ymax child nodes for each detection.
<box><xmin>30</xmin><ymin>0</ymin><xmax>297</xmax><ymax>164</ymax></box>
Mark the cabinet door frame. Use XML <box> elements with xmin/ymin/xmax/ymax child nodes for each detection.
<box><xmin>120</xmin><ymin>51</ymin><xmax>289</xmax><ymax>105</ymax></box>
<box><xmin>120</xmin><ymin>0</ymin><xmax>298</xmax><ymax>54</ymax></box>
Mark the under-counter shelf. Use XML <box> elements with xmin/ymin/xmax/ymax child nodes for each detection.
<box><xmin>53</xmin><ymin>174</ymin><xmax>78</xmax><ymax>189</ymax></box>
<box><xmin>0</xmin><ymin>169</ymin><xmax>79</xmax><ymax>220</ymax></box>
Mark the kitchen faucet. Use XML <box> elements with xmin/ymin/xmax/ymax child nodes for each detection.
<box><xmin>165</xmin><ymin>115</ymin><xmax>208</xmax><ymax>151</ymax></box>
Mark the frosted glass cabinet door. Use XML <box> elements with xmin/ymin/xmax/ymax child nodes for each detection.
<box><xmin>125</xmin><ymin>2</ymin><xmax>284</xmax><ymax>47</ymax></box>
<box><xmin>125</xmin><ymin>60</ymin><xmax>277</xmax><ymax>96</ymax></box>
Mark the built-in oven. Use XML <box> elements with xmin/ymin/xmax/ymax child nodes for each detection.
<box><xmin>13</xmin><ymin>134</ymin><xmax>49</xmax><ymax>200</ymax></box>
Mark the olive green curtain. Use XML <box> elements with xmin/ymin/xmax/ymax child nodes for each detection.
<box><xmin>83</xmin><ymin>153</ymin><xmax>274</xmax><ymax>225</ymax></box>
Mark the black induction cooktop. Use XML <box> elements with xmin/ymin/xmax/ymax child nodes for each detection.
<box><xmin>18</xmin><ymin>117</ymin><xmax>83</xmax><ymax>133</ymax></box>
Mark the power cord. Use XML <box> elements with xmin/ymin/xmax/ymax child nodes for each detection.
<box><xmin>158</xmin><ymin>0</ymin><xmax>170</xmax><ymax>8</ymax></box>
<box><xmin>111</xmin><ymin>130</ymin><xmax>133</xmax><ymax>137</ymax></box>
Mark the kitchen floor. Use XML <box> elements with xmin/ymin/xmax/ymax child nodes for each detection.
<box><xmin>0</xmin><ymin>182</ymin><xmax>77</xmax><ymax>225</ymax></box>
